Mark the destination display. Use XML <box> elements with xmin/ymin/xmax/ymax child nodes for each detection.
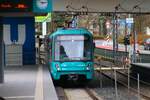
<box><xmin>57</xmin><ymin>35</ymin><xmax>88</xmax><ymax>41</ymax></box>
<box><xmin>0</xmin><ymin>0</ymin><xmax>33</xmax><ymax>12</ymax></box>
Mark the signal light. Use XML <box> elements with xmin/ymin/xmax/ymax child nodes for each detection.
<box><xmin>124</xmin><ymin>36</ymin><xmax>130</xmax><ymax>45</ymax></box>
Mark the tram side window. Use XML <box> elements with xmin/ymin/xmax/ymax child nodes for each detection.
<box><xmin>49</xmin><ymin>38</ymin><xmax>52</xmax><ymax>61</ymax></box>
<box><xmin>84</xmin><ymin>38</ymin><xmax>92</xmax><ymax>60</ymax></box>
<box><xmin>55</xmin><ymin>42</ymin><xmax>60</xmax><ymax>60</ymax></box>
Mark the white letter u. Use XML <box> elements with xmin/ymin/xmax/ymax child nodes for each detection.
<box><xmin>3</xmin><ymin>24</ymin><xmax>26</xmax><ymax>45</ymax></box>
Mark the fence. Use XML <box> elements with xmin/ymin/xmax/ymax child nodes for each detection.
<box><xmin>95</xmin><ymin>48</ymin><xmax>150</xmax><ymax>63</ymax></box>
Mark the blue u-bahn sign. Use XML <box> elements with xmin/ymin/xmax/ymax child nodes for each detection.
<box><xmin>33</xmin><ymin>0</ymin><xmax>52</xmax><ymax>13</ymax></box>
<box><xmin>2</xmin><ymin>17</ymin><xmax>36</xmax><ymax>65</ymax></box>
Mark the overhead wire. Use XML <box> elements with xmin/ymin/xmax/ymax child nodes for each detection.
<box><xmin>66</xmin><ymin>0</ymin><xmax>148</xmax><ymax>13</ymax></box>
<box><xmin>131</xmin><ymin>0</ymin><xmax>147</xmax><ymax>12</ymax></box>
<box><xmin>66</xmin><ymin>0</ymin><xmax>86</xmax><ymax>11</ymax></box>
<box><xmin>114</xmin><ymin>0</ymin><xmax>148</xmax><ymax>13</ymax></box>
<box><xmin>114</xmin><ymin>0</ymin><xmax>128</xmax><ymax>11</ymax></box>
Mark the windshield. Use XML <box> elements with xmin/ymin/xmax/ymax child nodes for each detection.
<box><xmin>54</xmin><ymin>35</ymin><xmax>92</xmax><ymax>61</ymax></box>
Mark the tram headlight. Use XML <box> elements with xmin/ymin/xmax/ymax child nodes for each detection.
<box><xmin>55</xmin><ymin>64</ymin><xmax>60</xmax><ymax>71</ymax></box>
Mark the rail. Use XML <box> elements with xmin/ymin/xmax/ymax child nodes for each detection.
<box><xmin>99</xmin><ymin>70</ymin><xmax>150</xmax><ymax>100</ymax></box>
<box><xmin>56</xmin><ymin>86</ymin><xmax>101</xmax><ymax>100</ymax></box>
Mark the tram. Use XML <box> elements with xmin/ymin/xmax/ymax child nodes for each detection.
<box><xmin>48</xmin><ymin>28</ymin><xmax>95</xmax><ymax>81</ymax></box>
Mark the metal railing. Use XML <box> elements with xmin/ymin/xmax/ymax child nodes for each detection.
<box><xmin>95</xmin><ymin>48</ymin><xmax>150</xmax><ymax>63</ymax></box>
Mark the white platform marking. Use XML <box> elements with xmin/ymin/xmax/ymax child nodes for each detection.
<box><xmin>4</xmin><ymin>96</ymin><xmax>34</xmax><ymax>99</ymax></box>
<box><xmin>34</xmin><ymin>66</ymin><xmax>43</xmax><ymax>100</ymax></box>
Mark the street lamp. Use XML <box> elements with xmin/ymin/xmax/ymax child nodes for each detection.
<box><xmin>132</xmin><ymin>5</ymin><xmax>141</xmax><ymax>63</ymax></box>
<box><xmin>113</xmin><ymin>4</ymin><xmax>119</xmax><ymax>61</ymax></box>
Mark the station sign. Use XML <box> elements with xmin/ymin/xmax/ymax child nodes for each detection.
<box><xmin>0</xmin><ymin>0</ymin><xmax>33</xmax><ymax>12</ymax></box>
<box><xmin>126</xmin><ymin>18</ymin><xmax>134</xmax><ymax>24</ymax></box>
<box><xmin>33</xmin><ymin>0</ymin><xmax>52</xmax><ymax>13</ymax></box>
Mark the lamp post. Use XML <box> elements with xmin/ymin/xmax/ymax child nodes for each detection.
<box><xmin>132</xmin><ymin>5</ymin><xmax>141</xmax><ymax>63</ymax></box>
<box><xmin>113</xmin><ymin>5</ymin><xmax>119</xmax><ymax>61</ymax></box>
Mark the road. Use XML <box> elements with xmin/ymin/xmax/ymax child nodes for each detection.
<box><xmin>94</xmin><ymin>40</ymin><xmax>144</xmax><ymax>52</ymax></box>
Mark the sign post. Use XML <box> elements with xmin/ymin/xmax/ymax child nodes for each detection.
<box><xmin>126</xmin><ymin>17</ymin><xmax>134</xmax><ymax>63</ymax></box>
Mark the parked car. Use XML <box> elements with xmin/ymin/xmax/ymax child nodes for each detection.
<box><xmin>144</xmin><ymin>38</ymin><xmax>150</xmax><ymax>50</ymax></box>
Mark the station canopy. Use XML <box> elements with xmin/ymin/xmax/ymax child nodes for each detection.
<box><xmin>53</xmin><ymin>0</ymin><xmax>150</xmax><ymax>14</ymax></box>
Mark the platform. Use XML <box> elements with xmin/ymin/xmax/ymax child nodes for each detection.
<box><xmin>131</xmin><ymin>63</ymin><xmax>150</xmax><ymax>69</ymax></box>
<box><xmin>131</xmin><ymin>63</ymin><xmax>150</xmax><ymax>81</ymax></box>
<box><xmin>0</xmin><ymin>65</ymin><xmax>58</xmax><ymax>100</ymax></box>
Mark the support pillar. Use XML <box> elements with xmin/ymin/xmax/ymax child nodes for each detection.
<box><xmin>42</xmin><ymin>21</ymin><xmax>47</xmax><ymax>36</ymax></box>
<box><xmin>0</xmin><ymin>23</ymin><xmax>4</xmax><ymax>83</ymax></box>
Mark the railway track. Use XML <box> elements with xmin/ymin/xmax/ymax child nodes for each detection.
<box><xmin>56</xmin><ymin>87</ymin><xmax>101</xmax><ymax>100</ymax></box>
<box><xmin>116</xmin><ymin>70</ymin><xmax>150</xmax><ymax>86</ymax></box>
<box><xmin>116</xmin><ymin>70</ymin><xmax>150</xmax><ymax>100</ymax></box>
<box><xmin>100</xmin><ymin>70</ymin><xmax>150</xmax><ymax>100</ymax></box>
<box><xmin>94</xmin><ymin>56</ymin><xmax>150</xmax><ymax>100</ymax></box>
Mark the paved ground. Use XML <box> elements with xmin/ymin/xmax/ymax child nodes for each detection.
<box><xmin>0</xmin><ymin>65</ymin><xmax>58</xmax><ymax>100</ymax></box>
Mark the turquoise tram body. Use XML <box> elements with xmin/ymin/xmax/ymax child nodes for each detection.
<box><xmin>48</xmin><ymin>28</ymin><xmax>94</xmax><ymax>81</ymax></box>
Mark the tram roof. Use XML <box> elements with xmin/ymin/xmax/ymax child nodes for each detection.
<box><xmin>49</xmin><ymin>27</ymin><xmax>93</xmax><ymax>38</ymax></box>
